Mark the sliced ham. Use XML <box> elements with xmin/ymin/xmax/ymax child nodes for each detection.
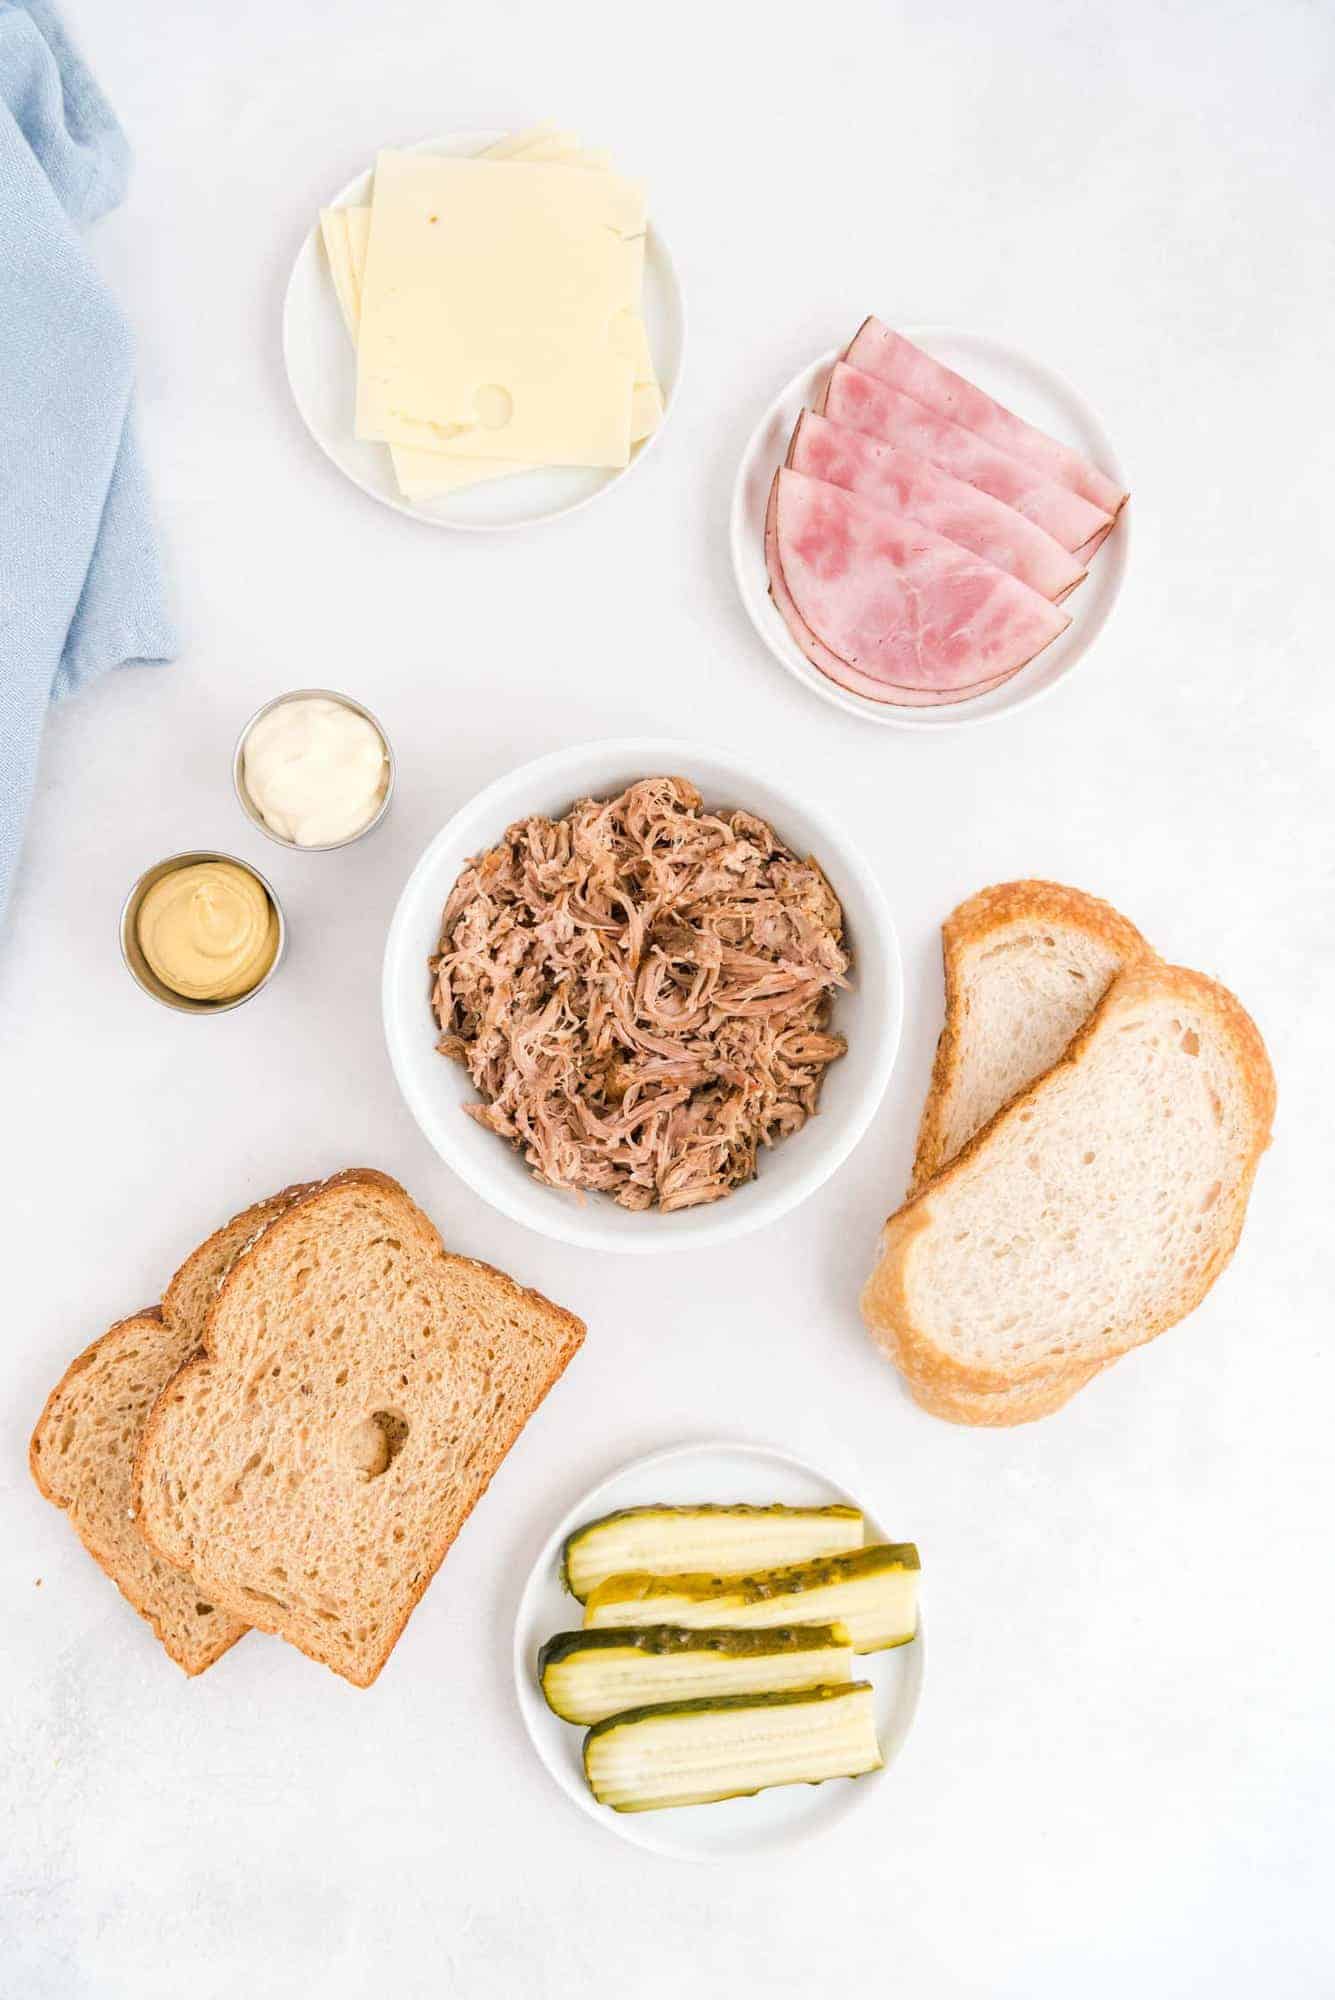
<box><xmin>765</xmin><ymin>476</ymin><xmax>1014</xmax><ymax>706</ymax></box>
<box><xmin>822</xmin><ymin>362</ymin><xmax>1111</xmax><ymax>555</ymax></box>
<box><xmin>788</xmin><ymin>410</ymin><xmax>1085</xmax><ymax>604</ymax></box>
<box><xmin>766</xmin><ymin>468</ymin><xmax>1068</xmax><ymax>703</ymax></box>
<box><xmin>845</xmin><ymin>319</ymin><xmax>1127</xmax><ymax>519</ymax></box>
<box><xmin>1075</xmin><ymin>519</ymin><xmax>1115</xmax><ymax>564</ymax></box>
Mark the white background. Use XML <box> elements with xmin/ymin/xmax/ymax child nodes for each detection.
<box><xmin>3</xmin><ymin>1</ymin><xmax>1332</xmax><ymax>1993</ymax></box>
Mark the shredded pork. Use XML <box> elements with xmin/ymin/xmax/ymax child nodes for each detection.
<box><xmin>430</xmin><ymin>777</ymin><xmax>849</xmax><ymax>1212</ymax></box>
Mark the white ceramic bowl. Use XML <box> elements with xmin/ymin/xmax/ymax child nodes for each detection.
<box><xmin>383</xmin><ymin>738</ymin><xmax>902</xmax><ymax>1253</ymax></box>
<box><xmin>730</xmin><ymin>327</ymin><xmax>1130</xmax><ymax>730</ymax></box>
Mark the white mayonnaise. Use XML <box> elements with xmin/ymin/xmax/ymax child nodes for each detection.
<box><xmin>242</xmin><ymin>696</ymin><xmax>388</xmax><ymax>847</ymax></box>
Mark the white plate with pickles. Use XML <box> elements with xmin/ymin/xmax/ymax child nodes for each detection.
<box><xmin>513</xmin><ymin>1440</ymin><xmax>925</xmax><ymax>1858</ymax></box>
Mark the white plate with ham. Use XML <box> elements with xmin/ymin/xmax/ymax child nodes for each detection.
<box><xmin>730</xmin><ymin>323</ymin><xmax>1129</xmax><ymax>727</ymax></box>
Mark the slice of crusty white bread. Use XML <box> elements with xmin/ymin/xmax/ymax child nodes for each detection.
<box><xmin>864</xmin><ymin>963</ymin><xmax>1275</xmax><ymax>1395</ymax></box>
<box><xmin>909</xmin><ymin>881</ymin><xmax>1153</xmax><ymax>1197</ymax></box>
<box><xmin>898</xmin><ymin>1356</ymin><xmax>1100</xmax><ymax>1426</ymax></box>
<box><xmin>29</xmin><ymin>1310</ymin><xmax>248</xmax><ymax>1675</ymax></box>
<box><xmin>134</xmin><ymin>1170</ymin><xmax>585</xmax><ymax>1688</ymax></box>
<box><xmin>896</xmin><ymin>881</ymin><xmax>1152</xmax><ymax>1424</ymax></box>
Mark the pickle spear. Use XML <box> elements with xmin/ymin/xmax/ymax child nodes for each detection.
<box><xmin>584</xmin><ymin>1682</ymin><xmax>882</xmax><ymax>1812</ymax></box>
<box><xmin>561</xmin><ymin>1503</ymin><xmax>864</xmax><ymax>1602</ymax></box>
<box><xmin>583</xmin><ymin>1544</ymin><xmax>920</xmax><ymax>1654</ymax></box>
<box><xmin>538</xmin><ymin>1622</ymin><xmax>854</xmax><ymax>1725</ymax></box>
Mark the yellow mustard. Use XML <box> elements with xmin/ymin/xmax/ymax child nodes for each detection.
<box><xmin>136</xmin><ymin>861</ymin><xmax>278</xmax><ymax>1002</ymax></box>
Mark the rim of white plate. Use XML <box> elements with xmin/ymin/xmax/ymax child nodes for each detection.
<box><xmin>729</xmin><ymin>325</ymin><xmax>1130</xmax><ymax>730</ymax></box>
<box><xmin>281</xmin><ymin>130</ymin><xmax>687</xmax><ymax>532</ymax></box>
<box><xmin>511</xmin><ymin>1439</ymin><xmax>927</xmax><ymax>1861</ymax></box>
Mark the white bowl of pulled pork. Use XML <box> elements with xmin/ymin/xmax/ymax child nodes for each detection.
<box><xmin>383</xmin><ymin>740</ymin><xmax>902</xmax><ymax>1252</ymax></box>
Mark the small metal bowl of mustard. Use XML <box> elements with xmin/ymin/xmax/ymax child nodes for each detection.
<box><xmin>233</xmin><ymin>689</ymin><xmax>394</xmax><ymax>851</ymax></box>
<box><xmin>120</xmin><ymin>851</ymin><xmax>286</xmax><ymax>1015</ymax></box>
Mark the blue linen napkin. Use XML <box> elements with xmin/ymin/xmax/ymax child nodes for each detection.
<box><xmin>0</xmin><ymin>0</ymin><xmax>175</xmax><ymax>921</ymax></box>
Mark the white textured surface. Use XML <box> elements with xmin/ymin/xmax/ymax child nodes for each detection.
<box><xmin>2</xmin><ymin>2</ymin><xmax>1332</xmax><ymax>1995</ymax></box>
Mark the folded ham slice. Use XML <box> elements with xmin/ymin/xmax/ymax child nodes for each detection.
<box><xmin>822</xmin><ymin>363</ymin><xmax>1110</xmax><ymax>555</ymax></box>
<box><xmin>845</xmin><ymin>319</ymin><xmax>1127</xmax><ymax>519</ymax></box>
<box><xmin>765</xmin><ymin>477</ymin><xmax>1014</xmax><ymax>706</ymax></box>
<box><xmin>1075</xmin><ymin>520</ymin><xmax>1115</xmax><ymax>564</ymax></box>
<box><xmin>788</xmin><ymin>411</ymin><xmax>1085</xmax><ymax>604</ymax></box>
<box><xmin>766</xmin><ymin>469</ymin><xmax>1069</xmax><ymax>704</ymax></box>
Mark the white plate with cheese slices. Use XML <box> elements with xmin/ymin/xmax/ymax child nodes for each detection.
<box><xmin>282</xmin><ymin>126</ymin><xmax>686</xmax><ymax>531</ymax></box>
<box><xmin>513</xmin><ymin>1440</ymin><xmax>925</xmax><ymax>1860</ymax></box>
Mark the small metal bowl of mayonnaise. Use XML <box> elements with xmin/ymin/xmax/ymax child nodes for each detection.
<box><xmin>233</xmin><ymin>689</ymin><xmax>394</xmax><ymax>851</ymax></box>
<box><xmin>120</xmin><ymin>851</ymin><xmax>286</xmax><ymax>1015</ymax></box>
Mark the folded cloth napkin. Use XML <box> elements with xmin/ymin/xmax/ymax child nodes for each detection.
<box><xmin>0</xmin><ymin>0</ymin><xmax>175</xmax><ymax>921</ymax></box>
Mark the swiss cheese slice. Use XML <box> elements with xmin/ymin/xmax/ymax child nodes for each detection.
<box><xmin>355</xmin><ymin>150</ymin><xmax>646</xmax><ymax>467</ymax></box>
<box><xmin>480</xmin><ymin>123</ymin><xmax>571</xmax><ymax>159</ymax></box>
<box><xmin>319</xmin><ymin>209</ymin><xmax>360</xmax><ymax>337</ymax></box>
<box><xmin>337</xmin><ymin>209</ymin><xmax>661</xmax><ymax>495</ymax></box>
<box><xmin>344</xmin><ymin>202</ymin><xmax>660</xmax><ymax>412</ymax></box>
<box><xmin>479</xmin><ymin>126</ymin><xmax>610</xmax><ymax>170</ymax></box>
<box><xmin>342</xmin><ymin>204</ymin><xmax>370</xmax><ymax>298</ymax></box>
<box><xmin>495</xmin><ymin>134</ymin><xmax>580</xmax><ymax>161</ymax></box>
<box><xmin>320</xmin><ymin>208</ymin><xmax>499</xmax><ymax>495</ymax></box>
<box><xmin>319</xmin><ymin>131</ymin><xmax>661</xmax><ymax>498</ymax></box>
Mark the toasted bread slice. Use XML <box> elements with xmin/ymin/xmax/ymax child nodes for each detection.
<box><xmin>864</xmin><ymin>963</ymin><xmax>1275</xmax><ymax>1394</ymax></box>
<box><xmin>134</xmin><ymin>1170</ymin><xmax>585</xmax><ymax>1687</ymax></box>
<box><xmin>895</xmin><ymin>882</ymin><xmax>1151</xmax><ymax>1424</ymax></box>
<box><xmin>910</xmin><ymin>881</ymin><xmax>1152</xmax><ymax>1197</ymax></box>
<box><xmin>29</xmin><ymin>1310</ymin><xmax>247</xmax><ymax>1675</ymax></box>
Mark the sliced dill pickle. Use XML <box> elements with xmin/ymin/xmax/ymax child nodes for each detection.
<box><xmin>583</xmin><ymin>1544</ymin><xmax>920</xmax><ymax>1654</ymax></box>
<box><xmin>538</xmin><ymin>1621</ymin><xmax>854</xmax><ymax>1725</ymax></box>
<box><xmin>561</xmin><ymin>1503</ymin><xmax>864</xmax><ymax>1601</ymax></box>
<box><xmin>583</xmin><ymin>1682</ymin><xmax>881</xmax><ymax>1812</ymax></box>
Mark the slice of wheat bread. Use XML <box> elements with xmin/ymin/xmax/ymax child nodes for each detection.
<box><xmin>910</xmin><ymin>881</ymin><xmax>1153</xmax><ymax>1197</ymax></box>
<box><xmin>163</xmin><ymin>1181</ymin><xmax>318</xmax><ymax>1346</ymax></box>
<box><xmin>895</xmin><ymin>882</ymin><xmax>1151</xmax><ymax>1424</ymax></box>
<box><xmin>29</xmin><ymin>1310</ymin><xmax>248</xmax><ymax>1675</ymax></box>
<box><xmin>134</xmin><ymin>1170</ymin><xmax>585</xmax><ymax>1687</ymax></box>
<box><xmin>25</xmin><ymin>1187</ymin><xmax>312</xmax><ymax>1675</ymax></box>
<box><xmin>863</xmin><ymin>962</ymin><xmax>1275</xmax><ymax>1394</ymax></box>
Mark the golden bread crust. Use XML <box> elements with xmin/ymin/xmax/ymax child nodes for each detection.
<box><xmin>865</xmin><ymin>961</ymin><xmax>1276</xmax><ymax>1396</ymax></box>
